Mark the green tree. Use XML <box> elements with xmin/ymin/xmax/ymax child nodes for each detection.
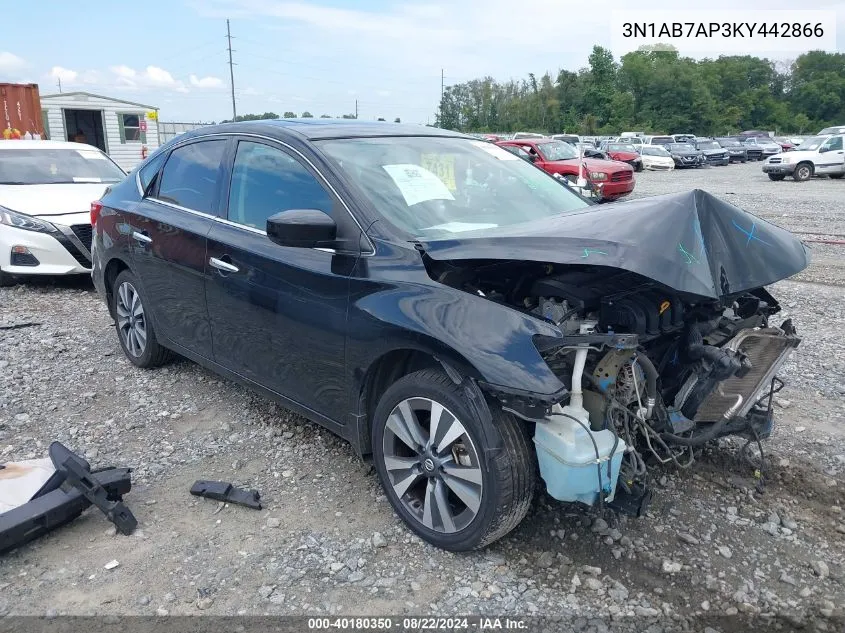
<box><xmin>301</xmin><ymin>111</ymin><xmax>313</xmax><ymax>118</ymax></box>
<box><xmin>283</xmin><ymin>112</ymin><xmax>297</xmax><ymax>118</ymax></box>
<box><xmin>320</xmin><ymin>114</ymin><xmax>331</xmax><ymax>118</ymax></box>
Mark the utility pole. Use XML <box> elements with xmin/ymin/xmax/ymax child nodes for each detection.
<box><xmin>355</xmin><ymin>99</ymin><xmax>358</xmax><ymax>119</ymax></box>
<box><xmin>226</xmin><ymin>19</ymin><xmax>237</xmax><ymax>121</ymax></box>
<box><xmin>439</xmin><ymin>68</ymin><xmax>445</xmax><ymax>125</ymax></box>
<box><xmin>57</xmin><ymin>77</ymin><xmax>62</xmax><ymax>93</ymax></box>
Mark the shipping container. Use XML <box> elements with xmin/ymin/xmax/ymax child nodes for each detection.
<box><xmin>1</xmin><ymin>83</ymin><xmax>45</xmax><ymax>138</ymax></box>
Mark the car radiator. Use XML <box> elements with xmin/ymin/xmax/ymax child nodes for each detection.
<box><xmin>693</xmin><ymin>328</ymin><xmax>800</xmax><ymax>422</ymax></box>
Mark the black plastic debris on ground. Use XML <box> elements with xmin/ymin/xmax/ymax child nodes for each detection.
<box><xmin>0</xmin><ymin>442</ymin><xmax>136</xmax><ymax>555</ymax></box>
<box><xmin>190</xmin><ymin>480</ymin><xmax>262</xmax><ymax>510</ymax></box>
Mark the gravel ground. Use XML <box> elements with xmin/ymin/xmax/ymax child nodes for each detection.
<box><xmin>1</xmin><ymin>161</ymin><xmax>843</xmax><ymax>629</ymax></box>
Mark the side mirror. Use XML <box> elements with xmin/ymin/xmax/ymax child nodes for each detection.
<box><xmin>266</xmin><ymin>209</ymin><xmax>336</xmax><ymax>248</ymax></box>
<box><xmin>818</xmin><ymin>146</ymin><xmax>829</xmax><ymax>153</ymax></box>
<box><xmin>527</xmin><ymin>153</ymin><xmax>538</xmax><ymax>163</ymax></box>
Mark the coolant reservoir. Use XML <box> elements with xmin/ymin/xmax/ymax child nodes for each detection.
<box><xmin>534</xmin><ymin>406</ymin><xmax>625</xmax><ymax>505</ymax></box>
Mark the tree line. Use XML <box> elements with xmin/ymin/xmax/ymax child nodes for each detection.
<box><xmin>435</xmin><ymin>47</ymin><xmax>845</xmax><ymax>136</ymax></box>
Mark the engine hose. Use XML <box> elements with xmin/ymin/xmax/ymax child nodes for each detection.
<box><xmin>632</xmin><ymin>352</ymin><xmax>659</xmax><ymax>418</ymax></box>
<box><xmin>661</xmin><ymin>395</ymin><xmax>744</xmax><ymax>446</ymax></box>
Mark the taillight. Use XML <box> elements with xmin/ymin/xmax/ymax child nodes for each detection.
<box><xmin>90</xmin><ymin>201</ymin><xmax>103</xmax><ymax>227</ymax></box>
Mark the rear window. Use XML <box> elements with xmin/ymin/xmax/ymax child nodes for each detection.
<box><xmin>0</xmin><ymin>147</ymin><xmax>126</xmax><ymax>185</ymax></box>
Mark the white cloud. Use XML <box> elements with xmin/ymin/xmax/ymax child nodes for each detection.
<box><xmin>106</xmin><ymin>64</ymin><xmax>189</xmax><ymax>93</ymax></box>
<box><xmin>189</xmin><ymin>74</ymin><xmax>224</xmax><ymax>89</ymax></box>
<box><xmin>110</xmin><ymin>65</ymin><xmax>136</xmax><ymax>79</ymax></box>
<box><xmin>0</xmin><ymin>51</ymin><xmax>25</xmax><ymax>72</ymax></box>
<box><xmin>50</xmin><ymin>66</ymin><xmax>78</xmax><ymax>83</ymax></box>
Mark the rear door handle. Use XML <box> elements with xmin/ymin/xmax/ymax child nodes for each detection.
<box><xmin>209</xmin><ymin>256</ymin><xmax>239</xmax><ymax>273</ymax></box>
<box><xmin>132</xmin><ymin>231</ymin><xmax>152</xmax><ymax>244</ymax></box>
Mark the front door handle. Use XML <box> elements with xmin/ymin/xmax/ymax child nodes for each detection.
<box><xmin>209</xmin><ymin>256</ymin><xmax>239</xmax><ymax>273</ymax></box>
<box><xmin>132</xmin><ymin>231</ymin><xmax>152</xmax><ymax>244</ymax></box>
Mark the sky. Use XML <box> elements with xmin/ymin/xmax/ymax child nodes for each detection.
<box><xmin>1</xmin><ymin>0</ymin><xmax>843</xmax><ymax>125</ymax></box>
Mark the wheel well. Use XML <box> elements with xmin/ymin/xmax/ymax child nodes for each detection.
<box><xmin>358</xmin><ymin>349</ymin><xmax>442</xmax><ymax>454</ymax></box>
<box><xmin>103</xmin><ymin>258</ymin><xmax>129</xmax><ymax>316</ymax></box>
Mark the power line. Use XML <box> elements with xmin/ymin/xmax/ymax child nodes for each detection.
<box><xmin>227</xmin><ymin>19</ymin><xmax>237</xmax><ymax>120</ymax></box>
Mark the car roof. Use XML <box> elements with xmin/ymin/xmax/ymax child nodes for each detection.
<box><xmin>176</xmin><ymin>119</ymin><xmax>467</xmax><ymax>142</ymax></box>
<box><xmin>0</xmin><ymin>140</ymin><xmax>100</xmax><ymax>151</ymax></box>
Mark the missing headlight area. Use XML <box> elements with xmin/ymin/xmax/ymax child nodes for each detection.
<box><xmin>420</xmin><ymin>190</ymin><xmax>809</xmax><ymax>514</ymax></box>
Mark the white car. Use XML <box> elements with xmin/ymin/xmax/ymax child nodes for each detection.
<box><xmin>639</xmin><ymin>145</ymin><xmax>675</xmax><ymax>171</ymax></box>
<box><xmin>0</xmin><ymin>141</ymin><xmax>126</xmax><ymax>286</ymax></box>
<box><xmin>762</xmin><ymin>134</ymin><xmax>845</xmax><ymax>182</ymax></box>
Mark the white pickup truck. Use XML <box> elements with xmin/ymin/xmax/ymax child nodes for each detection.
<box><xmin>762</xmin><ymin>133</ymin><xmax>845</xmax><ymax>181</ymax></box>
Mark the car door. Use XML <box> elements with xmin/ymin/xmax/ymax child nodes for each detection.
<box><xmin>127</xmin><ymin>138</ymin><xmax>228</xmax><ymax>359</ymax></box>
<box><xmin>205</xmin><ymin>137</ymin><xmax>360</xmax><ymax>423</ymax></box>
<box><xmin>816</xmin><ymin>135</ymin><xmax>845</xmax><ymax>175</ymax></box>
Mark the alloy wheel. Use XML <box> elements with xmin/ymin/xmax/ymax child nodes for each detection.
<box><xmin>116</xmin><ymin>281</ymin><xmax>147</xmax><ymax>357</ymax></box>
<box><xmin>382</xmin><ymin>397</ymin><xmax>483</xmax><ymax>534</ymax></box>
<box><xmin>796</xmin><ymin>165</ymin><xmax>811</xmax><ymax>180</ymax></box>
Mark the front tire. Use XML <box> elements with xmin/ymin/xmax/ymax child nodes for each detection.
<box><xmin>372</xmin><ymin>369</ymin><xmax>536</xmax><ymax>551</ymax></box>
<box><xmin>768</xmin><ymin>174</ymin><xmax>786</xmax><ymax>181</ymax></box>
<box><xmin>111</xmin><ymin>269</ymin><xmax>173</xmax><ymax>368</ymax></box>
<box><xmin>793</xmin><ymin>162</ymin><xmax>813</xmax><ymax>182</ymax></box>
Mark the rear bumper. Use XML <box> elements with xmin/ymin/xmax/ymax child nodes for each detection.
<box><xmin>0</xmin><ymin>224</ymin><xmax>90</xmax><ymax>276</ymax></box>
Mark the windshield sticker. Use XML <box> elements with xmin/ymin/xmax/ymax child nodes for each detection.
<box><xmin>382</xmin><ymin>164</ymin><xmax>455</xmax><ymax>207</ymax></box>
<box><xmin>468</xmin><ymin>141</ymin><xmax>519</xmax><ymax>160</ymax></box>
<box><xmin>425</xmin><ymin>221</ymin><xmax>499</xmax><ymax>233</ymax></box>
<box><xmin>77</xmin><ymin>149</ymin><xmax>107</xmax><ymax>160</ymax></box>
<box><xmin>420</xmin><ymin>154</ymin><xmax>457</xmax><ymax>191</ymax></box>
<box><xmin>72</xmin><ymin>177</ymin><xmax>103</xmax><ymax>183</ymax></box>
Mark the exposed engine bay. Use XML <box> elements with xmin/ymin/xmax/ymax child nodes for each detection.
<box><xmin>428</xmin><ymin>258</ymin><xmax>801</xmax><ymax>510</ymax></box>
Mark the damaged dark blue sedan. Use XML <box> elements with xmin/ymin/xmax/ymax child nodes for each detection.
<box><xmin>91</xmin><ymin>120</ymin><xmax>809</xmax><ymax>551</ymax></box>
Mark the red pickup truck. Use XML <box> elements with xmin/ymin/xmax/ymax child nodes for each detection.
<box><xmin>496</xmin><ymin>139</ymin><xmax>635</xmax><ymax>201</ymax></box>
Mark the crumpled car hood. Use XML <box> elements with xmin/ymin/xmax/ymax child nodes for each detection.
<box><xmin>419</xmin><ymin>189</ymin><xmax>810</xmax><ymax>299</ymax></box>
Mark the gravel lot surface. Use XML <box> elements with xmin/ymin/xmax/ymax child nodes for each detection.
<box><xmin>1</xmin><ymin>161</ymin><xmax>843</xmax><ymax>629</ymax></box>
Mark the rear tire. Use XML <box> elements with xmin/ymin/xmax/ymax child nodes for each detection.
<box><xmin>372</xmin><ymin>369</ymin><xmax>536</xmax><ymax>551</ymax></box>
<box><xmin>793</xmin><ymin>162</ymin><xmax>813</xmax><ymax>182</ymax></box>
<box><xmin>768</xmin><ymin>174</ymin><xmax>786</xmax><ymax>181</ymax></box>
<box><xmin>111</xmin><ymin>269</ymin><xmax>173</xmax><ymax>368</ymax></box>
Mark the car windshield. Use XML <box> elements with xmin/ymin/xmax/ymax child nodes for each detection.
<box><xmin>0</xmin><ymin>147</ymin><xmax>125</xmax><ymax>185</ymax></box>
<box><xmin>641</xmin><ymin>146</ymin><xmax>670</xmax><ymax>156</ymax></box>
<box><xmin>651</xmin><ymin>137</ymin><xmax>673</xmax><ymax>144</ymax></box>
<box><xmin>718</xmin><ymin>140</ymin><xmax>741</xmax><ymax>147</ymax></box>
<box><xmin>669</xmin><ymin>144</ymin><xmax>696</xmax><ymax>152</ymax></box>
<box><xmin>536</xmin><ymin>141</ymin><xmax>578</xmax><ymax>161</ymax></box>
<box><xmin>697</xmin><ymin>141</ymin><xmax>720</xmax><ymax>150</ymax></box>
<box><xmin>317</xmin><ymin>136</ymin><xmax>590</xmax><ymax>239</ymax></box>
<box><xmin>608</xmin><ymin>144</ymin><xmax>636</xmax><ymax>152</ymax></box>
<box><xmin>797</xmin><ymin>136</ymin><xmax>826</xmax><ymax>151</ymax></box>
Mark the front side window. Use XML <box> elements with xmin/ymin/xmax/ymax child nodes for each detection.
<box><xmin>0</xmin><ymin>148</ymin><xmax>125</xmax><ymax>185</ymax></box>
<box><xmin>317</xmin><ymin>136</ymin><xmax>590</xmax><ymax>240</ymax></box>
<box><xmin>821</xmin><ymin>136</ymin><xmax>843</xmax><ymax>151</ymax></box>
<box><xmin>156</xmin><ymin>140</ymin><xmax>226</xmax><ymax>214</ymax></box>
<box><xmin>228</xmin><ymin>141</ymin><xmax>333</xmax><ymax>230</ymax></box>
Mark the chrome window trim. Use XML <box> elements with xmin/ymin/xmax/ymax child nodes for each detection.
<box><xmin>138</xmin><ymin>131</ymin><xmax>375</xmax><ymax>256</ymax></box>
